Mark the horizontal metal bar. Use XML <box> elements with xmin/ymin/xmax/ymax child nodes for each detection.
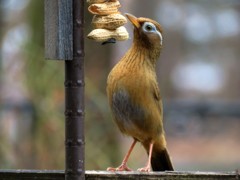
<box><xmin>0</xmin><ymin>170</ymin><xmax>238</xmax><ymax>180</ymax></box>
<box><xmin>0</xmin><ymin>170</ymin><xmax>64</xmax><ymax>180</ymax></box>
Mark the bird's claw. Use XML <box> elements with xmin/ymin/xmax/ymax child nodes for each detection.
<box><xmin>107</xmin><ymin>164</ymin><xmax>132</xmax><ymax>171</ymax></box>
<box><xmin>137</xmin><ymin>166</ymin><xmax>151</xmax><ymax>172</ymax></box>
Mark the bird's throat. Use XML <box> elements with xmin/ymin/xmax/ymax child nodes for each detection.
<box><xmin>131</xmin><ymin>42</ymin><xmax>161</xmax><ymax>66</ymax></box>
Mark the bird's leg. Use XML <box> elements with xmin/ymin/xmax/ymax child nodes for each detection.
<box><xmin>137</xmin><ymin>142</ymin><xmax>154</xmax><ymax>172</ymax></box>
<box><xmin>107</xmin><ymin>139</ymin><xmax>137</xmax><ymax>171</ymax></box>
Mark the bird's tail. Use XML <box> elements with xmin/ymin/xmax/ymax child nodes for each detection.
<box><xmin>151</xmin><ymin>148</ymin><xmax>174</xmax><ymax>171</ymax></box>
<box><xmin>143</xmin><ymin>135</ymin><xmax>174</xmax><ymax>171</ymax></box>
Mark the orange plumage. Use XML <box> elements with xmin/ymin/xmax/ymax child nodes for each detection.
<box><xmin>106</xmin><ymin>13</ymin><xmax>174</xmax><ymax>172</ymax></box>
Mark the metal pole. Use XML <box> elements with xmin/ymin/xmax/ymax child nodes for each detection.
<box><xmin>65</xmin><ymin>0</ymin><xmax>85</xmax><ymax>179</ymax></box>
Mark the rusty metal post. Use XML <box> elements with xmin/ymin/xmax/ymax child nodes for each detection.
<box><xmin>65</xmin><ymin>0</ymin><xmax>85</xmax><ymax>179</ymax></box>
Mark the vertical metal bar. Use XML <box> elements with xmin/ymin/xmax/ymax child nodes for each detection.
<box><xmin>65</xmin><ymin>0</ymin><xmax>85</xmax><ymax>179</ymax></box>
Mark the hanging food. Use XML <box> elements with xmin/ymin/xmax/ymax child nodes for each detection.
<box><xmin>87</xmin><ymin>0</ymin><xmax>129</xmax><ymax>43</ymax></box>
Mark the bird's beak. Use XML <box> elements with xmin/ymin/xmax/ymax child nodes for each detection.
<box><xmin>125</xmin><ymin>13</ymin><xmax>140</xmax><ymax>28</ymax></box>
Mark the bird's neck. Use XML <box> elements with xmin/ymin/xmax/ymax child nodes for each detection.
<box><xmin>131</xmin><ymin>40</ymin><xmax>161</xmax><ymax>66</ymax></box>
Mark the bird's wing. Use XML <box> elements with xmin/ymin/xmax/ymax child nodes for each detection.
<box><xmin>152</xmin><ymin>81</ymin><xmax>163</xmax><ymax>114</ymax></box>
<box><xmin>152</xmin><ymin>81</ymin><xmax>161</xmax><ymax>101</ymax></box>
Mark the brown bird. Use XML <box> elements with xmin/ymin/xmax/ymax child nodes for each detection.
<box><xmin>106</xmin><ymin>13</ymin><xmax>174</xmax><ymax>172</ymax></box>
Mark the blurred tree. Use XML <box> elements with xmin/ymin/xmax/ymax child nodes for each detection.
<box><xmin>24</xmin><ymin>0</ymin><xmax>65</xmax><ymax>169</ymax></box>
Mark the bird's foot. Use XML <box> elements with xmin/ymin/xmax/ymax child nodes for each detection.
<box><xmin>137</xmin><ymin>166</ymin><xmax>151</xmax><ymax>172</ymax></box>
<box><xmin>107</xmin><ymin>164</ymin><xmax>132</xmax><ymax>171</ymax></box>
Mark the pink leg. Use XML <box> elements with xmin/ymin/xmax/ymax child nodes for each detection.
<box><xmin>107</xmin><ymin>139</ymin><xmax>137</xmax><ymax>171</ymax></box>
<box><xmin>137</xmin><ymin>142</ymin><xmax>154</xmax><ymax>172</ymax></box>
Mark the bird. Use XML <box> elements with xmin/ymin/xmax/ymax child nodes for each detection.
<box><xmin>106</xmin><ymin>13</ymin><xmax>174</xmax><ymax>172</ymax></box>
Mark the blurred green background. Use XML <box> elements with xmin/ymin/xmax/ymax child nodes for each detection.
<box><xmin>0</xmin><ymin>0</ymin><xmax>239</xmax><ymax>171</ymax></box>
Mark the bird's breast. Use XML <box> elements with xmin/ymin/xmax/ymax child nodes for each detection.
<box><xmin>107</xmin><ymin>52</ymin><xmax>162</xmax><ymax>141</ymax></box>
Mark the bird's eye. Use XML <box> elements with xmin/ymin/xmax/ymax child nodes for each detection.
<box><xmin>145</xmin><ymin>25</ymin><xmax>153</xmax><ymax>31</ymax></box>
<box><xmin>143</xmin><ymin>22</ymin><xmax>156</xmax><ymax>32</ymax></box>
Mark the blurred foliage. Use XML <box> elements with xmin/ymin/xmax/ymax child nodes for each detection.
<box><xmin>24</xmin><ymin>0</ymin><xmax>65</xmax><ymax>169</ymax></box>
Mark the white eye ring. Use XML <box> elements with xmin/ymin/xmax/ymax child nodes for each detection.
<box><xmin>143</xmin><ymin>22</ymin><xmax>156</xmax><ymax>32</ymax></box>
<box><xmin>142</xmin><ymin>22</ymin><xmax>163</xmax><ymax>45</ymax></box>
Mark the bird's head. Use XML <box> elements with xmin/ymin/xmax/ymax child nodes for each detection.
<box><xmin>125</xmin><ymin>13</ymin><xmax>163</xmax><ymax>52</ymax></box>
